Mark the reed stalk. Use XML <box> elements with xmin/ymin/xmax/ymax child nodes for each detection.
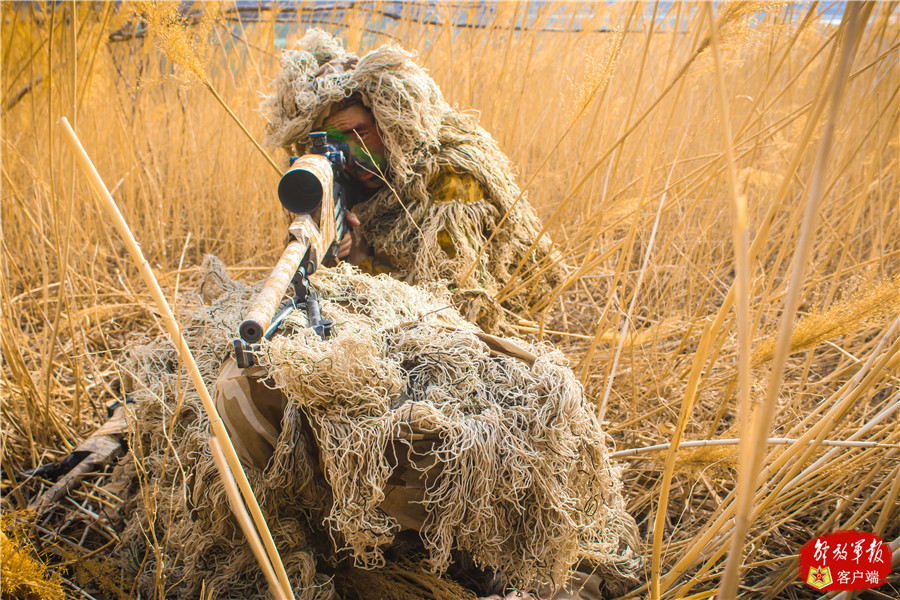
<box><xmin>2</xmin><ymin>3</ymin><xmax>897</xmax><ymax>597</ymax></box>
<box><xmin>56</xmin><ymin>116</ymin><xmax>294</xmax><ymax>600</ymax></box>
<box><xmin>705</xmin><ymin>1</ymin><xmax>753</xmax><ymax>595</ymax></box>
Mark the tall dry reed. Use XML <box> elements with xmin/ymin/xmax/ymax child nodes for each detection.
<box><xmin>1</xmin><ymin>2</ymin><xmax>897</xmax><ymax>598</ymax></box>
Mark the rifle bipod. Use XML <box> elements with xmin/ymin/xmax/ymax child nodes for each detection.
<box><xmin>233</xmin><ymin>271</ymin><xmax>333</xmax><ymax>369</ymax></box>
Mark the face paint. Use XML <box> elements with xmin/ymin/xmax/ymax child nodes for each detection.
<box><xmin>323</xmin><ymin>104</ymin><xmax>388</xmax><ymax>189</ymax></box>
<box><xmin>326</xmin><ymin>127</ymin><xmax>385</xmax><ymax>174</ymax></box>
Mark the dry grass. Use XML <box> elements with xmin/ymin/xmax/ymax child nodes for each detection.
<box><xmin>1</xmin><ymin>1</ymin><xmax>898</xmax><ymax>599</ymax></box>
<box><xmin>1</xmin><ymin>515</ymin><xmax>65</xmax><ymax>600</ymax></box>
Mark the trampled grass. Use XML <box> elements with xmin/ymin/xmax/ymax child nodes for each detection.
<box><xmin>1</xmin><ymin>2</ymin><xmax>898</xmax><ymax>598</ymax></box>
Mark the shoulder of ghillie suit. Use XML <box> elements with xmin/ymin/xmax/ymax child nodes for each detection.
<box><xmin>263</xmin><ymin>29</ymin><xmax>567</xmax><ymax>333</ymax></box>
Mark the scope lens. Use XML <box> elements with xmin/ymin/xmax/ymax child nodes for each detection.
<box><xmin>278</xmin><ymin>168</ymin><xmax>324</xmax><ymax>214</ymax></box>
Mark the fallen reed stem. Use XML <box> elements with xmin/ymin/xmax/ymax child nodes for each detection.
<box><xmin>610</xmin><ymin>437</ymin><xmax>892</xmax><ymax>459</ymax></box>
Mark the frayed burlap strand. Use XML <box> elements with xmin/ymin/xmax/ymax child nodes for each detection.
<box><xmin>199</xmin><ymin>253</ymin><xmax>245</xmax><ymax>304</ymax></box>
<box><xmin>337</xmin><ymin>559</ymin><xmax>479</xmax><ymax>600</ymax></box>
<box><xmin>107</xmin><ymin>257</ymin><xmax>639</xmax><ymax>598</ymax></box>
<box><xmin>109</xmin><ymin>256</ymin><xmax>334</xmax><ymax>600</ymax></box>
<box><xmin>259</xmin><ymin>263</ymin><xmax>641</xmax><ymax>592</ymax></box>
<box><xmin>263</xmin><ymin>29</ymin><xmax>565</xmax><ymax>331</ymax></box>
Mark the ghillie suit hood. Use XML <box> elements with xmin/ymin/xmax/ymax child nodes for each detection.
<box><xmin>264</xmin><ymin>29</ymin><xmax>563</xmax><ymax>332</ymax></box>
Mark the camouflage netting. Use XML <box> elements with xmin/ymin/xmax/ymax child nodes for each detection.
<box><xmin>263</xmin><ymin>29</ymin><xmax>566</xmax><ymax>333</ymax></box>
<box><xmin>107</xmin><ymin>257</ymin><xmax>640</xmax><ymax>599</ymax></box>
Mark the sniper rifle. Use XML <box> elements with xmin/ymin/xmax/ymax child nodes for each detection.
<box><xmin>233</xmin><ymin>132</ymin><xmax>355</xmax><ymax>368</ymax></box>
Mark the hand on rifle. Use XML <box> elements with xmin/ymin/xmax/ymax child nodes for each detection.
<box><xmin>337</xmin><ymin>210</ymin><xmax>372</xmax><ymax>265</ymax></box>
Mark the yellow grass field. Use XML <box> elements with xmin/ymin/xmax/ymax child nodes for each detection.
<box><xmin>2</xmin><ymin>1</ymin><xmax>898</xmax><ymax>598</ymax></box>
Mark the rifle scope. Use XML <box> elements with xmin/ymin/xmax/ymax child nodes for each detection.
<box><xmin>277</xmin><ymin>133</ymin><xmax>345</xmax><ymax>215</ymax></box>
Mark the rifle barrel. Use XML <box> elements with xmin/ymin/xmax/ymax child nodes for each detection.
<box><xmin>240</xmin><ymin>239</ymin><xmax>307</xmax><ymax>343</ymax></box>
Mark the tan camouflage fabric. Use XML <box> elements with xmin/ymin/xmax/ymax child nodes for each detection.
<box><xmin>355</xmin><ymin>168</ymin><xmax>497</xmax><ymax>275</ymax></box>
<box><xmin>216</xmin><ymin>359</ymin><xmax>440</xmax><ymax>529</ymax></box>
<box><xmin>215</xmin><ymin>356</ymin><xmax>436</xmax><ymax>532</ymax></box>
<box><xmin>428</xmin><ymin>169</ymin><xmax>486</xmax><ymax>205</ymax></box>
<box><xmin>215</xmin><ymin>327</ymin><xmax>539</xmax><ymax>471</ymax></box>
<box><xmin>214</xmin><ymin>359</ymin><xmax>286</xmax><ymax>470</ymax></box>
<box><xmin>113</xmin><ymin>258</ymin><xmax>640</xmax><ymax>599</ymax></box>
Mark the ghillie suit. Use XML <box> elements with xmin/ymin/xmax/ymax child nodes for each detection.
<box><xmin>264</xmin><ymin>29</ymin><xmax>565</xmax><ymax>333</ymax></box>
<box><xmin>102</xmin><ymin>257</ymin><xmax>640</xmax><ymax>599</ymax></box>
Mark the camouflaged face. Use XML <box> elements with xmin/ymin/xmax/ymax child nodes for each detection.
<box><xmin>263</xmin><ymin>28</ymin><xmax>449</xmax><ymax>191</ymax></box>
